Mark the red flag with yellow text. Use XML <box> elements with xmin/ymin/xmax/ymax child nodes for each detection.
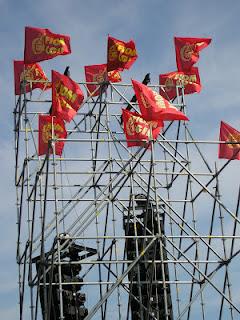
<box><xmin>84</xmin><ymin>64</ymin><xmax>121</xmax><ymax>96</ymax></box>
<box><xmin>218</xmin><ymin>121</ymin><xmax>240</xmax><ymax>160</ymax></box>
<box><xmin>24</xmin><ymin>26</ymin><xmax>71</xmax><ymax>64</ymax></box>
<box><xmin>38</xmin><ymin>115</ymin><xmax>67</xmax><ymax>156</ymax></box>
<box><xmin>14</xmin><ymin>60</ymin><xmax>51</xmax><ymax>95</ymax></box>
<box><xmin>122</xmin><ymin>109</ymin><xmax>163</xmax><ymax>147</ymax></box>
<box><xmin>159</xmin><ymin>67</ymin><xmax>201</xmax><ymax>100</ymax></box>
<box><xmin>174</xmin><ymin>37</ymin><xmax>211</xmax><ymax>71</ymax></box>
<box><xmin>132</xmin><ymin>79</ymin><xmax>189</xmax><ymax>122</ymax></box>
<box><xmin>52</xmin><ymin>70</ymin><xmax>84</xmax><ymax>122</ymax></box>
<box><xmin>108</xmin><ymin>69</ymin><xmax>122</xmax><ymax>82</ymax></box>
<box><xmin>107</xmin><ymin>36</ymin><xmax>138</xmax><ymax>72</ymax></box>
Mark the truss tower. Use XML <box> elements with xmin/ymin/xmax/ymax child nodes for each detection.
<box><xmin>14</xmin><ymin>79</ymin><xmax>240</xmax><ymax>319</ymax></box>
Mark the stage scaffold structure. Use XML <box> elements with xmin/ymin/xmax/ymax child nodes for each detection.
<box><xmin>14</xmin><ymin>29</ymin><xmax>240</xmax><ymax>320</ymax></box>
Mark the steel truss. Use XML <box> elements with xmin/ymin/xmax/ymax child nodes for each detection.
<box><xmin>14</xmin><ymin>79</ymin><xmax>240</xmax><ymax>319</ymax></box>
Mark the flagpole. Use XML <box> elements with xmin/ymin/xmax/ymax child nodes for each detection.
<box><xmin>150</xmin><ymin>126</ymin><xmax>173</xmax><ymax>319</ymax></box>
<box><xmin>51</xmin><ymin>116</ymin><xmax>64</xmax><ymax>320</ymax></box>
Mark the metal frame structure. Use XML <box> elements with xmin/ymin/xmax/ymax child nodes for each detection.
<box><xmin>14</xmin><ymin>79</ymin><xmax>240</xmax><ymax>319</ymax></box>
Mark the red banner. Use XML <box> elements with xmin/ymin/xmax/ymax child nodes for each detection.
<box><xmin>14</xmin><ymin>60</ymin><xmax>51</xmax><ymax>95</ymax></box>
<box><xmin>219</xmin><ymin>121</ymin><xmax>240</xmax><ymax>160</ymax></box>
<box><xmin>52</xmin><ymin>70</ymin><xmax>84</xmax><ymax>122</ymax></box>
<box><xmin>107</xmin><ymin>36</ymin><xmax>138</xmax><ymax>72</ymax></box>
<box><xmin>108</xmin><ymin>69</ymin><xmax>122</xmax><ymax>82</ymax></box>
<box><xmin>132</xmin><ymin>79</ymin><xmax>189</xmax><ymax>122</ymax></box>
<box><xmin>84</xmin><ymin>64</ymin><xmax>122</xmax><ymax>97</ymax></box>
<box><xmin>174</xmin><ymin>37</ymin><xmax>211</xmax><ymax>71</ymax></box>
<box><xmin>85</xmin><ymin>64</ymin><xmax>121</xmax><ymax>96</ymax></box>
<box><xmin>122</xmin><ymin>109</ymin><xmax>163</xmax><ymax>147</ymax></box>
<box><xmin>85</xmin><ymin>64</ymin><xmax>107</xmax><ymax>96</ymax></box>
<box><xmin>24</xmin><ymin>26</ymin><xmax>71</xmax><ymax>64</ymax></box>
<box><xmin>38</xmin><ymin>115</ymin><xmax>67</xmax><ymax>156</ymax></box>
<box><xmin>159</xmin><ymin>67</ymin><xmax>201</xmax><ymax>100</ymax></box>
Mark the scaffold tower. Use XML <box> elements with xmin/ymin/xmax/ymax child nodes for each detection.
<box><xmin>14</xmin><ymin>77</ymin><xmax>240</xmax><ymax>320</ymax></box>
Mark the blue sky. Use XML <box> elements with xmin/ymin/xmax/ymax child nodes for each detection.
<box><xmin>1</xmin><ymin>0</ymin><xmax>240</xmax><ymax>318</ymax></box>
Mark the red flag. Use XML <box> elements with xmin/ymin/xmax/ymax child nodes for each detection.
<box><xmin>132</xmin><ymin>79</ymin><xmax>189</xmax><ymax>122</ymax></box>
<box><xmin>52</xmin><ymin>70</ymin><xmax>84</xmax><ymax>122</ymax></box>
<box><xmin>107</xmin><ymin>36</ymin><xmax>138</xmax><ymax>72</ymax></box>
<box><xmin>219</xmin><ymin>121</ymin><xmax>240</xmax><ymax>160</ymax></box>
<box><xmin>122</xmin><ymin>109</ymin><xmax>163</xmax><ymax>147</ymax></box>
<box><xmin>85</xmin><ymin>64</ymin><xmax>107</xmax><ymax>97</ymax></box>
<box><xmin>159</xmin><ymin>67</ymin><xmax>201</xmax><ymax>100</ymax></box>
<box><xmin>14</xmin><ymin>60</ymin><xmax>51</xmax><ymax>95</ymax></box>
<box><xmin>24</xmin><ymin>26</ymin><xmax>71</xmax><ymax>64</ymax></box>
<box><xmin>85</xmin><ymin>64</ymin><xmax>121</xmax><ymax>96</ymax></box>
<box><xmin>174</xmin><ymin>37</ymin><xmax>211</xmax><ymax>71</ymax></box>
<box><xmin>108</xmin><ymin>69</ymin><xmax>122</xmax><ymax>82</ymax></box>
<box><xmin>38</xmin><ymin>115</ymin><xmax>67</xmax><ymax>156</ymax></box>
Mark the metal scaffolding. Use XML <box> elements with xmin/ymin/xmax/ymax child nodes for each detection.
<box><xmin>14</xmin><ymin>78</ymin><xmax>240</xmax><ymax>319</ymax></box>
